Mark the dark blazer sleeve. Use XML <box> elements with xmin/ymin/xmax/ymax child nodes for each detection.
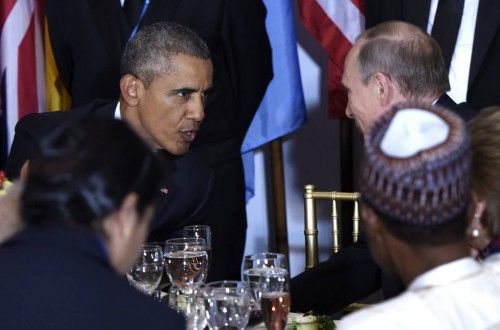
<box><xmin>222</xmin><ymin>0</ymin><xmax>273</xmax><ymax>140</ymax></box>
<box><xmin>5</xmin><ymin>113</ymin><xmax>53</xmax><ymax>179</ymax></box>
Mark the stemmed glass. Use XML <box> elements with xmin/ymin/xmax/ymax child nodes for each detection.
<box><xmin>203</xmin><ymin>281</ymin><xmax>251</xmax><ymax>330</ymax></box>
<box><xmin>241</xmin><ymin>253</ymin><xmax>290</xmax><ymax>329</ymax></box>
<box><xmin>183</xmin><ymin>225</ymin><xmax>212</xmax><ymax>278</ymax></box>
<box><xmin>126</xmin><ymin>244</ymin><xmax>164</xmax><ymax>297</ymax></box>
<box><xmin>164</xmin><ymin>237</ymin><xmax>208</xmax><ymax>295</ymax></box>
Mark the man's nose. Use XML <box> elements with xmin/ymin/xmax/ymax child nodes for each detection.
<box><xmin>187</xmin><ymin>96</ymin><xmax>205</xmax><ymax>122</ymax></box>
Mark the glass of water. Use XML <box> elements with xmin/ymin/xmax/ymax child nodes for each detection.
<box><xmin>241</xmin><ymin>253</ymin><xmax>289</xmax><ymax>326</ymax></box>
<box><xmin>203</xmin><ymin>281</ymin><xmax>251</xmax><ymax>330</ymax></box>
<box><xmin>127</xmin><ymin>244</ymin><xmax>164</xmax><ymax>296</ymax></box>
<box><xmin>183</xmin><ymin>225</ymin><xmax>212</xmax><ymax>278</ymax></box>
<box><xmin>164</xmin><ymin>237</ymin><xmax>208</xmax><ymax>294</ymax></box>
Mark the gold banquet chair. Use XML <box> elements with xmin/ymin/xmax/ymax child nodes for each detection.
<box><xmin>303</xmin><ymin>184</ymin><xmax>360</xmax><ymax>269</ymax></box>
<box><xmin>303</xmin><ymin>184</ymin><xmax>373</xmax><ymax>312</ymax></box>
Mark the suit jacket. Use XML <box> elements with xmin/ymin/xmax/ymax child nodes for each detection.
<box><xmin>5</xmin><ymin>100</ymin><xmax>213</xmax><ymax>241</ymax></box>
<box><xmin>0</xmin><ymin>223</ymin><xmax>185</xmax><ymax>329</ymax></box>
<box><xmin>44</xmin><ymin>0</ymin><xmax>273</xmax><ymax>281</ymax></box>
<box><xmin>290</xmin><ymin>95</ymin><xmax>466</xmax><ymax>314</ymax></box>
<box><xmin>365</xmin><ymin>0</ymin><xmax>500</xmax><ymax>111</ymax></box>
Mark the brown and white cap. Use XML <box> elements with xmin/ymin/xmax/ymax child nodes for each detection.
<box><xmin>361</xmin><ymin>102</ymin><xmax>470</xmax><ymax>226</ymax></box>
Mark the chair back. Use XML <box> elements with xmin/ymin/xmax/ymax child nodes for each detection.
<box><xmin>303</xmin><ymin>184</ymin><xmax>360</xmax><ymax>269</ymax></box>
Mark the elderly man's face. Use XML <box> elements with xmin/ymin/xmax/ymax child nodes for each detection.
<box><xmin>136</xmin><ymin>53</ymin><xmax>213</xmax><ymax>155</ymax></box>
<box><xmin>342</xmin><ymin>45</ymin><xmax>385</xmax><ymax>134</ymax></box>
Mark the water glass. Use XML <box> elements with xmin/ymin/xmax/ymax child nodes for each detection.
<box><xmin>164</xmin><ymin>237</ymin><xmax>208</xmax><ymax>294</ymax></box>
<box><xmin>203</xmin><ymin>281</ymin><xmax>251</xmax><ymax>330</ymax></box>
<box><xmin>241</xmin><ymin>253</ymin><xmax>289</xmax><ymax>329</ymax></box>
<box><xmin>183</xmin><ymin>225</ymin><xmax>212</xmax><ymax>277</ymax></box>
<box><xmin>127</xmin><ymin>244</ymin><xmax>164</xmax><ymax>296</ymax></box>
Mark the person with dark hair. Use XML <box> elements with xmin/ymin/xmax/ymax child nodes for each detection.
<box><xmin>466</xmin><ymin>106</ymin><xmax>500</xmax><ymax>270</ymax></box>
<box><xmin>6</xmin><ymin>21</ymin><xmax>221</xmax><ymax>276</ymax></box>
<box><xmin>290</xmin><ymin>21</ymin><xmax>473</xmax><ymax>314</ymax></box>
<box><xmin>0</xmin><ymin>118</ymin><xmax>185</xmax><ymax>329</ymax></box>
<box><xmin>338</xmin><ymin>103</ymin><xmax>500</xmax><ymax>329</ymax></box>
<box><xmin>43</xmin><ymin>0</ymin><xmax>273</xmax><ymax>282</ymax></box>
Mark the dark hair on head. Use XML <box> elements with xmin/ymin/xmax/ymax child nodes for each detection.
<box><xmin>468</xmin><ymin>106</ymin><xmax>500</xmax><ymax>237</ymax></box>
<box><xmin>22</xmin><ymin>118</ymin><xmax>163</xmax><ymax>227</ymax></box>
<box><xmin>356</xmin><ymin>21</ymin><xmax>450</xmax><ymax>99</ymax></box>
<box><xmin>121</xmin><ymin>21</ymin><xmax>210</xmax><ymax>87</ymax></box>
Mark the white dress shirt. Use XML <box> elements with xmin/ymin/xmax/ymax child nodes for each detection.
<box><xmin>114</xmin><ymin>101</ymin><xmax>121</xmax><ymax>119</ymax></box>
<box><xmin>338</xmin><ymin>257</ymin><xmax>500</xmax><ymax>329</ymax></box>
<box><xmin>427</xmin><ymin>0</ymin><xmax>479</xmax><ymax>104</ymax></box>
<box><xmin>485</xmin><ymin>253</ymin><xmax>500</xmax><ymax>275</ymax></box>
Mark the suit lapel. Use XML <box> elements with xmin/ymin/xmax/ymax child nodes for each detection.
<box><xmin>143</xmin><ymin>0</ymin><xmax>183</xmax><ymax>25</ymax></box>
<box><xmin>87</xmin><ymin>0</ymin><xmax>128</xmax><ymax>67</ymax></box>
<box><xmin>401</xmin><ymin>0</ymin><xmax>431</xmax><ymax>31</ymax></box>
<box><xmin>469</xmin><ymin>0</ymin><xmax>500</xmax><ymax>88</ymax></box>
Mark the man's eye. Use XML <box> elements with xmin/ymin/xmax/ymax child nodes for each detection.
<box><xmin>177</xmin><ymin>91</ymin><xmax>191</xmax><ymax>98</ymax></box>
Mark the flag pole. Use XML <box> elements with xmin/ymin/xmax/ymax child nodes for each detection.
<box><xmin>269</xmin><ymin>138</ymin><xmax>289</xmax><ymax>258</ymax></box>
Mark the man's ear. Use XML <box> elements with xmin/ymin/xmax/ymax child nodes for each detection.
<box><xmin>372</xmin><ymin>72</ymin><xmax>392</xmax><ymax>108</ymax></box>
<box><xmin>119</xmin><ymin>74</ymin><xmax>140</xmax><ymax>107</ymax></box>
<box><xmin>20</xmin><ymin>161</ymin><xmax>30</xmax><ymax>180</ymax></box>
<box><xmin>361</xmin><ymin>203</ymin><xmax>383</xmax><ymax>235</ymax></box>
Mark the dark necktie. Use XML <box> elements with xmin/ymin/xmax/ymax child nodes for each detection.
<box><xmin>123</xmin><ymin>0</ymin><xmax>144</xmax><ymax>28</ymax></box>
<box><xmin>431</xmin><ymin>0</ymin><xmax>465</xmax><ymax>70</ymax></box>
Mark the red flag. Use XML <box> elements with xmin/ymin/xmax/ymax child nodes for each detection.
<box><xmin>1</xmin><ymin>0</ymin><xmax>46</xmax><ymax>166</ymax></box>
<box><xmin>299</xmin><ymin>0</ymin><xmax>364</xmax><ymax>118</ymax></box>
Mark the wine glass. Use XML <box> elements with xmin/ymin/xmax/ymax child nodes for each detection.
<box><xmin>164</xmin><ymin>237</ymin><xmax>208</xmax><ymax>294</ymax></box>
<box><xmin>203</xmin><ymin>281</ymin><xmax>251</xmax><ymax>330</ymax></box>
<box><xmin>126</xmin><ymin>244</ymin><xmax>164</xmax><ymax>296</ymax></box>
<box><xmin>260</xmin><ymin>268</ymin><xmax>290</xmax><ymax>330</ymax></box>
<box><xmin>241</xmin><ymin>253</ymin><xmax>289</xmax><ymax>327</ymax></box>
<box><xmin>183</xmin><ymin>225</ymin><xmax>212</xmax><ymax>277</ymax></box>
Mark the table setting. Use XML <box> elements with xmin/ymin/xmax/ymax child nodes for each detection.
<box><xmin>126</xmin><ymin>224</ymin><xmax>335</xmax><ymax>329</ymax></box>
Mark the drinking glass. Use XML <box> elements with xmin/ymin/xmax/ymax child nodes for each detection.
<box><xmin>126</xmin><ymin>244</ymin><xmax>164</xmax><ymax>296</ymax></box>
<box><xmin>241</xmin><ymin>253</ymin><xmax>289</xmax><ymax>329</ymax></box>
<box><xmin>260</xmin><ymin>268</ymin><xmax>290</xmax><ymax>330</ymax></box>
<box><xmin>203</xmin><ymin>281</ymin><xmax>251</xmax><ymax>330</ymax></box>
<box><xmin>164</xmin><ymin>237</ymin><xmax>208</xmax><ymax>294</ymax></box>
<box><xmin>183</xmin><ymin>225</ymin><xmax>212</xmax><ymax>278</ymax></box>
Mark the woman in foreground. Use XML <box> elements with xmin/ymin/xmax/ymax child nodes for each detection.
<box><xmin>0</xmin><ymin>118</ymin><xmax>184</xmax><ymax>329</ymax></box>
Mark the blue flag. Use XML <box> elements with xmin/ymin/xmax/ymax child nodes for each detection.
<box><xmin>241</xmin><ymin>0</ymin><xmax>307</xmax><ymax>201</ymax></box>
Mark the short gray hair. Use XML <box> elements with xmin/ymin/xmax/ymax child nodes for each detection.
<box><xmin>121</xmin><ymin>21</ymin><xmax>210</xmax><ymax>87</ymax></box>
<box><xmin>356</xmin><ymin>21</ymin><xmax>449</xmax><ymax>99</ymax></box>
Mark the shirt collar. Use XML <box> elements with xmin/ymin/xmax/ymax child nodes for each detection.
<box><xmin>408</xmin><ymin>257</ymin><xmax>481</xmax><ymax>291</ymax></box>
<box><xmin>114</xmin><ymin>101</ymin><xmax>121</xmax><ymax>119</ymax></box>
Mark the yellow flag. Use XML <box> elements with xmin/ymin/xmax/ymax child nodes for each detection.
<box><xmin>44</xmin><ymin>17</ymin><xmax>71</xmax><ymax>112</ymax></box>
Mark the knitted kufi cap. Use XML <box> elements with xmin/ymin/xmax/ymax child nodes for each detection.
<box><xmin>361</xmin><ymin>102</ymin><xmax>470</xmax><ymax>226</ymax></box>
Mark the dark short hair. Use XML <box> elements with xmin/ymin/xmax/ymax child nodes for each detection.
<box><xmin>468</xmin><ymin>106</ymin><xmax>500</xmax><ymax>237</ymax></box>
<box><xmin>22</xmin><ymin>118</ymin><xmax>162</xmax><ymax>227</ymax></box>
<box><xmin>356</xmin><ymin>21</ymin><xmax>450</xmax><ymax>99</ymax></box>
<box><xmin>121</xmin><ymin>21</ymin><xmax>211</xmax><ymax>87</ymax></box>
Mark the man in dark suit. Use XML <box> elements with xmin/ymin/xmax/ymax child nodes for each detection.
<box><xmin>6</xmin><ymin>22</ymin><xmax>215</xmax><ymax>273</ymax></box>
<box><xmin>365</xmin><ymin>0</ymin><xmax>500</xmax><ymax>111</ymax></box>
<box><xmin>44</xmin><ymin>0</ymin><xmax>273</xmax><ymax>281</ymax></box>
<box><xmin>291</xmin><ymin>21</ymin><xmax>473</xmax><ymax>314</ymax></box>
